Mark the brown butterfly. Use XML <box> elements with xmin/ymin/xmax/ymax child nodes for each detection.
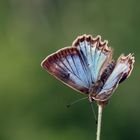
<box><xmin>41</xmin><ymin>35</ymin><xmax>134</xmax><ymax>106</ymax></box>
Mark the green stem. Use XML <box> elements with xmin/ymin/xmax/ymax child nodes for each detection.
<box><xmin>96</xmin><ymin>104</ymin><xmax>103</xmax><ymax>140</ymax></box>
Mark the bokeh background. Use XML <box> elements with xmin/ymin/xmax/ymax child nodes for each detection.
<box><xmin>0</xmin><ymin>0</ymin><xmax>140</xmax><ymax>140</ymax></box>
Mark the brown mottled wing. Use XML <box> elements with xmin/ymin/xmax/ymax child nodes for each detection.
<box><xmin>41</xmin><ymin>47</ymin><xmax>90</xmax><ymax>94</ymax></box>
<box><xmin>96</xmin><ymin>54</ymin><xmax>135</xmax><ymax>101</ymax></box>
<box><xmin>119</xmin><ymin>54</ymin><xmax>134</xmax><ymax>83</ymax></box>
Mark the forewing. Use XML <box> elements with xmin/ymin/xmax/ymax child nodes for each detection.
<box><xmin>96</xmin><ymin>54</ymin><xmax>135</xmax><ymax>101</ymax></box>
<box><xmin>41</xmin><ymin>35</ymin><xmax>113</xmax><ymax>94</ymax></box>
<box><xmin>72</xmin><ymin>35</ymin><xmax>112</xmax><ymax>82</ymax></box>
<box><xmin>41</xmin><ymin>47</ymin><xmax>91</xmax><ymax>94</ymax></box>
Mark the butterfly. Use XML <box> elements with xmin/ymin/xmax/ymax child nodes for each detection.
<box><xmin>41</xmin><ymin>35</ymin><xmax>135</xmax><ymax>106</ymax></box>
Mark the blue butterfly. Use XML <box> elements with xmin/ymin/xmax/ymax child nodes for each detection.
<box><xmin>41</xmin><ymin>35</ymin><xmax>134</xmax><ymax>105</ymax></box>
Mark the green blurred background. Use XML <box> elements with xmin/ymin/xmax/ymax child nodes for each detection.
<box><xmin>0</xmin><ymin>0</ymin><xmax>140</xmax><ymax>140</ymax></box>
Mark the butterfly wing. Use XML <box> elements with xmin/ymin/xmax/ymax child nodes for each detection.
<box><xmin>95</xmin><ymin>54</ymin><xmax>135</xmax><ymax>101</ymax></box>
<box><xmin>41</xmin><ymin>47</ymin><xmax>90</xmax><ymax>94</ymax></box>
<box><xmin>41</xmin><ymin>35</ymin><xmax>113</xmax><ymax>94</ymax></box>
<box><xmin>72</xmin><ymin>35</ymin><xmax>112</xmax><ymax>83</ymax></box>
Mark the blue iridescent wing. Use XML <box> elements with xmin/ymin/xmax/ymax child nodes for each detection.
<box><xmin>41</xmin><ymin>47</ymin><xmax>90</xmax><ymax>94</ymax></box>
<box><xmin>41</xmin><ymin>35</ymin><xmax>112</xmax><ymax>94</ymax></box>
<box><xmin>72</xmin><ymin>35</ymin><xmax>112</xmax><ymax>83</ymax></box>
<box><xmin>96</xmin><ymin>54</ymin><xmax>135</xmax><ymax>101</ymax></box>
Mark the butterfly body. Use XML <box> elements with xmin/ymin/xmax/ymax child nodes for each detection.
<box><xmin>41</xmin><ymin>35</ymin><xmax>134</xmax><ymax>105</ymax></box>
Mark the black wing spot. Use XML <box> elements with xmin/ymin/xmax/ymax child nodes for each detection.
<box><xmin>60</xmin><ymin>72</ymin><xmax>70</xmax><ymax>80</ymax></box>
<box><xmin>119</xmin><ymin>73</ymin><xmax>127</xmax><ymax>84</ymax></box>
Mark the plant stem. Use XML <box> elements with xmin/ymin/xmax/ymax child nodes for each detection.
<box><xmin>96</xmin><ymin>104</ymin><xmax>103</xmax><ymax>140</ymax></box>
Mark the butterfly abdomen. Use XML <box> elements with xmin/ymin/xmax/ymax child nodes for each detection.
<box><xmin>101</xmin><ymin>61</ymin><xmax>116</xmax><ymax>84</ymax></box>
<box><xmin>89</xmin><ymin>61</ymin><xmax>116</xmax><ymax>101</ymax></box>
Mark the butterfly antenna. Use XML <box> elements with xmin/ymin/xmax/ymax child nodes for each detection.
<box><xmin>90</xmin><ymin>102</ymin><xmax>97</xmax><ymax>124</ymax></box>
<box><xmin>66</xmin><ymin>96</ymin><xmax>88</xmax><ymax>108</ymax></box>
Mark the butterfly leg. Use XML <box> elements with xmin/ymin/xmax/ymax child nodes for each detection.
<box><xmin>88</xmin><ymin>95</ymin><xmax>94</xmax><ymax>102</ymax></box>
